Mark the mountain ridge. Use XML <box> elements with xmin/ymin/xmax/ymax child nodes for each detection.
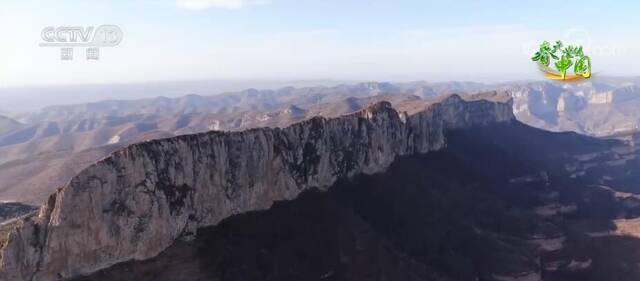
<box><xmin>0</xmin><ymin>115</ymin><xmax>22</xmax><ymax>136</ymax></box>
<box><xmin>0</xmin><ymin>93</ymin><xmax>514</xmax><ymax>280</ymax></box>
<box><xmin>2</xmin><ymin>78</ymin><xmax>639</xmax><ymax>207</ymax></box>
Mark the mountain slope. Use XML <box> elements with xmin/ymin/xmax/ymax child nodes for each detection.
<box><xmin>0</xmin><ymin>115</ymin><xmax>22</xmax><ymax>136</ymax></box>
<box><xmin>0</xmin><ymin>93</ymin><xmax>514</xmax><ymax>281</ymax></box>
<box><xmin>1</xmin><ymin>89</ymin><xmax>639</xmax><ymax>280</ymax></box>
<box><xmin>75</xmin><ymin>122</ymin><xmax>639</xmax><ymax>281</ymax></box>
<box><xmin>505</xmin><ymin>80</ymin><xmax>640</xmax><ymax>136</ymax></box>
<box><xmin>2</xmin><ymin>79</ymin><xmax>639</xmax><ymax>206</ymax></box>
<box><xmin>0</xmin><ymin>94</ymin><xmax>423</xmax><ymax>205</ymax></box>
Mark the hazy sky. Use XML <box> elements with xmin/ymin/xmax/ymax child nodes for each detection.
<box><xmin>1</xmin><ymin>0</ymin><xmax>639</xmax><ymax>87</ymax></box>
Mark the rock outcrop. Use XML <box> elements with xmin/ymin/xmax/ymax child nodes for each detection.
<box><xmin>0</xmin><ymin>93</ymin><xmax>514</xmax><ymax>281</ymax></box>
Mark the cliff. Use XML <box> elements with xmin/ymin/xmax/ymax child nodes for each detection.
<box><xmin>0</xmin><ymin>93</ymin><xmax>514</xmax><ymax>281</ymax></box>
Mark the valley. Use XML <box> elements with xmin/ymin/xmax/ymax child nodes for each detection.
<box><xmin>73</xmin><ymin>122</ymin><xmax>640</xmax><ymax>281</ymax></box>
<box><xmin>0</xmin><ymin>82</ymin><xmax>638</xmax><ymax>280</ymax></box>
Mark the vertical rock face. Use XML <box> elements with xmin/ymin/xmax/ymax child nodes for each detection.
<box><xmin>0</xmin><ymin>93</ymin><xmax>514</xmax><ymax>281</ymax></box>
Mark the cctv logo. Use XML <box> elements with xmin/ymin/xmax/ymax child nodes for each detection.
<box><xmin>40</xmin><ymin>25</ymin><xmax>123</xmax><ymax>47</ymax></box>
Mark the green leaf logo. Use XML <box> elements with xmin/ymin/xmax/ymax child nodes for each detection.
<box><xmin>531</xmin><ymin>40</ymin><xmax>592</xmax><ymax>80</ymax></box>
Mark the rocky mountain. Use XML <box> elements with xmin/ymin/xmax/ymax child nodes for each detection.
<box><xmin>74</xmin><ymin>122</ymin><xmax>640</xmax><ymax>281</ymax></box>
<box><xmin>1</xmin><ymin>78</ymin><xmax>639</xmax><ymax>207</ymax></box>
<box><xmin>0</xmin><ymin>92</ymin><xmax>514</xmax><ymax>280</ymax></box>
<box><xmin>0</xmin><ymin>83</ymin><xmax>470</xmax><ymax>205</ymax></box>
<box><xmin>1</xmin><ymin>89</ymin><xmax>639</xmax><ymax>281</ymax></box>
<box><xmin>0</xmin><ymin>93</ymin><xmax>422</xmax><ymax>205</ymax></box>
<box><xmin>0</xmin><ymin>83</ymin><xmax>455</xmax><ymax>168</ymax></box>
<box><xmin>3</xmin><ymin>78</ymin><xmax>637</xmax><ymax>158</ymax></box>
<box><xmin>504</xmin><ymin>80</ymin><xmax>640</xmax><ymax>136</ymax></box>
<box><xmin>13</xmin><ymin>78</ymin><xmax>637</xmax><ymax>138</ymax></box>
<box><xmin>0</xmin><ymin>143</ymin><xmax>128</xmax><ymax>204</ymax></box>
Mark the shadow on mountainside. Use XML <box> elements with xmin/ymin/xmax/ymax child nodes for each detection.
<box><xmin>75</xmin><ymin>122</ymin><xmax>640</xmax><ymax>281</ymax></box>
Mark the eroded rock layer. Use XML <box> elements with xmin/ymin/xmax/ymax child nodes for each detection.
<box><xmin>0</xmin><ymin>93</ymin><xmax>513</xmax><ymax>281</ymax></box>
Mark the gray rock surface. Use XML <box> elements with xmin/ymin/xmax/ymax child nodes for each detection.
<box><xmin>0</xmin><ymin>93</ymin><xmax>513</xmax><ymax>281</ymax></box>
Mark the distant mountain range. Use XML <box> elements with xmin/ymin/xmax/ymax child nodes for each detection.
<box><xmin>0</xmin><ymin>92</ymin><xmax>517</xmax><ymax>280</ymax></box>
<box><xmin>0</xmin><ymin>116</ymin><xmax>21</xmax><ymax>136</ymax></box>
<box><xmin>0</xmin><ymin>79</ymin><xmax>639</xmax><ymax>205</ymax></box>
<box><xmin>0</xmin><ymin>79</ymin><xmax>353</xmax><ymax>112</ymax></box>
<box><xmin>501</xmin><ymin>80</ymin><xmax>640</xmax><ymax>136</ymax></box>
<box><xmin>0</xmin><ymin>82</ymin><xmax>483</xmax><ymax>166</ymax></box>
<box><xmin>3</xmin><ymin>91</ymin><xmax>640</xmax><ymax>281</ymax></box>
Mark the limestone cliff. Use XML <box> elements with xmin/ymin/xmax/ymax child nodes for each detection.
<box><xmin>0</xmin><ymin>93</ymin><xmax>514</xmax><ymax>281</ymax></box>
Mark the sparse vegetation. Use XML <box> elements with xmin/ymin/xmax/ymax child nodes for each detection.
<box><xmin>0</xmin><ymin>221</ymin><xmax>19</xmax><ymax>248</ymax></box>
